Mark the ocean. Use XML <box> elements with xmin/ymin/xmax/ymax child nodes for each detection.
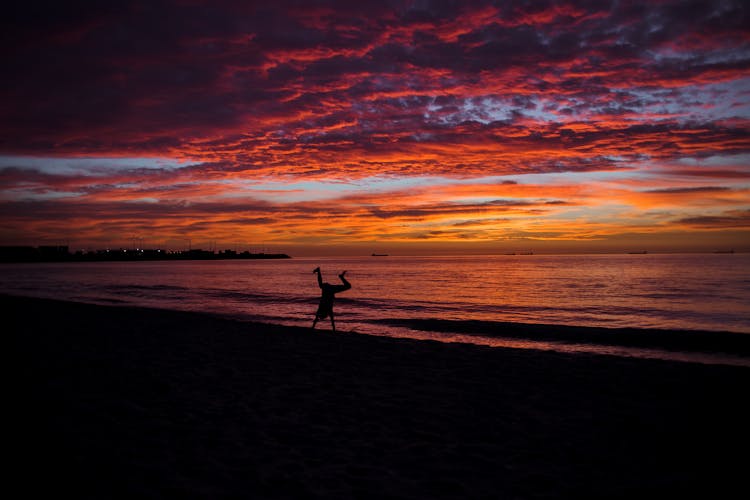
<box><xmin>3</xmin><ymin>254</ymin><xmax>749</xmax><ymax>364</ymax></box>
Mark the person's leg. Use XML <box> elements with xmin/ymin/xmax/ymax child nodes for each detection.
<box><xmin>338</xmin><ymin>272</ymin><xmax>350</xmax><ymax>291</ymax></box>
<box><xmin>312</xmin><ymin>315</ymin><xmax>319</xmax><ymax>328</ymax></box>
<box><xmin>329</xmin><ymin>279</ymin><xmax>350</xmax><ymax>294</ymax></box>
<box><xmin>330</xmin><ymin>311</ymin><xmax>336</xmax><ymax>332</ymax></box>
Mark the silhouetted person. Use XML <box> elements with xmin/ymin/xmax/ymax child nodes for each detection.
<box><xmin>312</xmin><ymin>267</ymin><xmax>351</xmax><ymax>331</ymax></box>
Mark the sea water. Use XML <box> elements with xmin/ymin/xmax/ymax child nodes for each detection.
<box><xmin>3</xmin><ymin>254</ymin><xmax>749</xmax><ymax>364</ymax></box>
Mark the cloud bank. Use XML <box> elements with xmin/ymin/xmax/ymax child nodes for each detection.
<box><xmin>1</xmin><ymin>0</ymin><xmax>748</xmax><ymax>251</ymax></box>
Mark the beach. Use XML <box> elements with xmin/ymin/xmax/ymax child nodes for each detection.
<box><xmin>9</xmin><ymin>294</ymin><xmax>749</xmax><ymax>498</ymax></box>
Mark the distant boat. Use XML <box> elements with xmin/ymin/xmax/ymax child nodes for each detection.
<box><xmin>628</xmin><ymin>251</ymin><xmax>648</xmax><ymax>254</ymax></box>
<box><xmin>520</xmin><ymin>251</ymin><xmax>534</xmax><ymax>255</ymax></box>
<box><xmin>371</xmin><ymin>253</ymin><xmax>389</xmax><ymax>257</ymax></box>
<box><xmin>714</xmin><ymin>249</ymin><xmax>734</xmax><ymax>254</ymax></box>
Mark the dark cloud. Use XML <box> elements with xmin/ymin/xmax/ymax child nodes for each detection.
<box><xmin>1</xmin><ymin>0</ymin><xmax>747</xmax><ymax>160</ymax></box>
<box><xmin>664</xmin><ymin>169</ymin><xmax>750</xmax><ymax>179</ymax></box>
<box><xmin>1</xmin><ymin>1</ymin><xmax>749</xmax><ymax>247</ymax></box>
<box><xmin>676</xmin><ymin>210</ymin><xmax>750</xmax><ymax>228</ymax></box>
<box><xmin>645</xmin><ymin>186</ymin><xmax>732</xmax><ymax>194</ymax></box>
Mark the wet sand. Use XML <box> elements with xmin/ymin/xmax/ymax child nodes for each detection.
<box><xmin>8</xmin><ymin>294</ymin><xmax>749</xmax><ymax>498</ymax></box>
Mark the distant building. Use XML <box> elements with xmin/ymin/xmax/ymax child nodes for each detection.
<box><xmin>0</xmin><ymin>245</ymin><xmax>70</xmax><ymax>262</ymax></box>
<box><xmin>0</xmin><ymin>246</ymin><xmax>37</xmax><ymax>262</ymax></box>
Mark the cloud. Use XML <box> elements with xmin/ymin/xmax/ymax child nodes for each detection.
<box><xmin>645</xmin><ymin>186</ymin><xmax>732</xmax><ymax>194</ymax></box>
<box><xmin>676</xmin><ymin>210</ymin><xmax>750</xmax><ymax>229</ymax></box>
<box><xmin>1</xmin><ymin>1</ymin><xmax>749</xmax><ymax>249</ymax></box>
<box><xmin>2</xmin><ymin>1</ymin><xmax>748</xmax><ymax>160</ymax></box>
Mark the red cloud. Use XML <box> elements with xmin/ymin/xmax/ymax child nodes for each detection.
<box><xmin>1</xmin><ymin>1</ymin><xmax>749</xmax><ymax>249</ymax></box>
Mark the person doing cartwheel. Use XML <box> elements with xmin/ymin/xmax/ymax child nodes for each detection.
<box><xmin>312</xmin><ymin>267</ymin><xmax>351</xmax><ymax>331</ymax></box>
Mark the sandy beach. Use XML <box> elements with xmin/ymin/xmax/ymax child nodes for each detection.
<box><xmin>8</xmin><ymin>294</ymin><xmax>749</xmax><ymax>498</ymax></box>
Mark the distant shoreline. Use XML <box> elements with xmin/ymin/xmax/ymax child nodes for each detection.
<box><xmin>2</xmin><ymin>246</ymin><xmax>747</xmax><ymax>261</ymax></box>
<box><xmin>0</xmin><ymin>245</ymin><xmax>290</xmax><ymax>263</ymax></box>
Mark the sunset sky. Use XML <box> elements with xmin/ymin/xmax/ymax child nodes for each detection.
<box><xmin>1</xmin><ymin>1</ymin><xmax>748</xmax><ymax>255</ymax></box>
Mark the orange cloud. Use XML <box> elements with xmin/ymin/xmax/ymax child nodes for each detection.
<box><xmin>1</xmin><ymin>1</ymin><xmax>749</xmax><ymax>252</ymax></box>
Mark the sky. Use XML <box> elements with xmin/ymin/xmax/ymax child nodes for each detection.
<box><xmin>1</xmin><ymin>0</ymin><xmax>749</xmax><ymax>255</ymax></box>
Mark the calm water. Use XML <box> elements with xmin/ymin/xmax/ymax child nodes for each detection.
<box><xmin>3</xmin><ymin>254</ymin><xmax>749</xmax><ymax>364</ymax></box>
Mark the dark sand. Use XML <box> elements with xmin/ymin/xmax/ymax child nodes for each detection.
<box><xmin>8</xmin><ymin>294</ymin><xmax>749</xmax><ymax>498</ymax></box>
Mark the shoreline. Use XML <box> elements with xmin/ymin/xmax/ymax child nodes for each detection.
<box><xmin>10</xmin><ymin>294</ymin><xmax>750</xmax><ymax>498</ymax></box>
<box><xmin>375</xmin><ymin>318</ymin><xmax>750</xmax><ymax>366</ymax></box>
<box><xmin>379</xmin><ymin>317</ymin><xmax>750</xmax><ymax>351</ymax></box>
<box><xmin>6</xmin><ymin>291</ymin><xmax>750</xmax><ymax>366</ymax></box>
